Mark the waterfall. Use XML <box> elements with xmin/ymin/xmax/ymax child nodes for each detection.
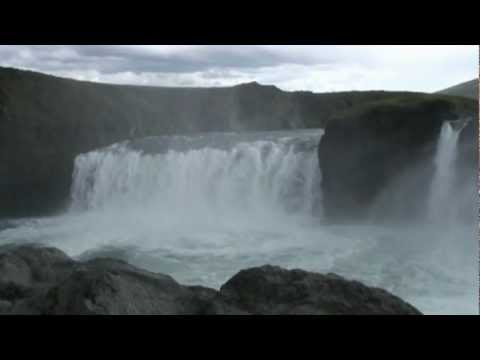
<box><xmin>427</xmin><ymin>121</ymin><xmax>462</xmax><ymax>223</ymax></box>
<box><xmin>70</xmin><ymin>131</ymin><xmax>323</xmax><ymax>224</ymax></box>
<box><xmin>0</xmin><ymin>127</ymin><xmax>475</xmax><ymax>314</ymax></box>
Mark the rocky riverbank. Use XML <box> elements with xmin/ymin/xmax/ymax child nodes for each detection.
<box><xmin>0</xmin><ymin>244</ymin><xmax>421</xmax><ymax>315</ymax></box>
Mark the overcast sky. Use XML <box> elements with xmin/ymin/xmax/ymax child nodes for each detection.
<box><xmin>0</xmin><ymin>45</ymin><xmax>477</xmax><ymax>93</ymax></box>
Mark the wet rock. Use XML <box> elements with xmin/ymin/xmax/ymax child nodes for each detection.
<box><xmin>220</xmin><ymin>265</ymin><xmax>422</xmax><ymax>314</ymax></box>
<box><xmin>318</xmin><ymin>96</ymin><xmax>475</xmax><ymax>220</ymax></box>
<box><xmin>185</xmin><ymin>286</ymin><xmax>248</xmax><ymax>315</ymax></box>
<box><xmin>42</xmin><ymin>258</ymin><xmax>190</xmax><ymax>314</ymax></box>
<box><xmin>0</xmin><ymin>244</ymin><xmax>75</xmax><ymax>287</ymax></box>
<box><xmin>0</xmin><ymin>299</ymin><xmax>12</xmax><ymax>312</ymax></box>
<box><xmin>0</xmin><ymin>245</ymin><xmax>422</xmax><ymax>315</ymax></box>
<box><xmin>6</xmin><ymin>255</ymin><xmax>243</xmax><ymax>315</ymax></box>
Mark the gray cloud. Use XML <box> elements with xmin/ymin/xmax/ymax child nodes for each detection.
<box><xmin>0</xmin><ymin>45</ymin><xmax>477</xmax><ymax>92</ymax></box>
<box><xmin>4</xmin><ymin>45</ymin><xmax>312</xmax><ymax>74</ymax></box>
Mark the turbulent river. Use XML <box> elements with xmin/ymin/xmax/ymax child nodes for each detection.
<box><xmin>0</xmin><ymin>127</ymin><xmax>476</xmax><ymax>314</ymax></box>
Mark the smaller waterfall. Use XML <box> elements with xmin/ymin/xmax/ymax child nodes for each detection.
<box><xmin>427</xmin><ymin>121</ymin><xmax>462</xmax><ymax>223</ymax></box>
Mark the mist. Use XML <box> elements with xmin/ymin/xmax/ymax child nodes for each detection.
<box><xmin>354</xmin><ymin>120</ymin><xmax>477</xmax><ymax>314</ymax></box>
<box><xmin>0</xmin><ymin>119</ymin><xmax>476</xmax><ymax>314</ymax></box>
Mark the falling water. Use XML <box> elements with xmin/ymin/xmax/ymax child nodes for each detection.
<box><xmin>427</xmin><ymin>121</ymin><xmax>462</xmax><ymax>223</ymax></box>
<box><xmin>70</xmin><ymin>131</ymin><xmax>323</xmax><ymax>220</ymax></box>
<box><xmin>0</xmin><ymin>128</ymin><xmax>476</xmax><ymax>314</ymax></box>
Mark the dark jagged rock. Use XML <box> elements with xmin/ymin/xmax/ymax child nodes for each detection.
<box><xmin>0</xmin><ymin>66</ymin><xmax>443</xmax><ymax>217</ymax></box>
<box><xmin>0</xmin><ymin>244</ymin><xmax>74</xmax><ymax>287</ymax></box>
<box><xmin>0</xmin><ymin>244</ymin><xmax>422</xmax><ymax>315</ymax></box>
<box><xmin>220</xmin><ymin>265</ymin><xmax>421</xmax><ymax>314</ymax></box>
<box><xmin>1</xmin><ymin>250</ymin><xmax>244</xmax><ymax>315</ymax></box>
<box><xmin>318</xmin><ymin>96</ymin><xmax>476</xmax><ymax>220</ymax></box>
<box><xmin>0</xmin><ymin>244</ymin><xmax>76</xmax><ymax>314</ymax></box>
<box><xmin>454</xmin><ymin>116</ymin><xmax>478</xmax><ymax>224</ymax></box>
<box><xmin>39</xmin><ymin>259</ymin><xmax>230</xmax><ymax>315</ymax></box>
<box><xmin>457</xmin><ymin>117</ymin><xmax>478</xmax><ymax>172</ymax></box>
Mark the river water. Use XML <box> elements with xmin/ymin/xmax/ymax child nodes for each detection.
<box><xmin>0</xmin><ymin>127</ymin><xmax>476</xmax><ymax>314</ymax></box>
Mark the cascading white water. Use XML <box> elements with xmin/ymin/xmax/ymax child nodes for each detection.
<box><xmin>0</xmin><ymin>128</ymin><xmax>476</xmax><ymax>314</ymax></box>
<box><xmin>427</xmin><ymin>121</ymin><xmax>461</xmax><ymax>223</ymax></box>
<box><xmin>70</xmin><ymin>133</ymin><xmax>323</xmax><ymax>222</ymax></box>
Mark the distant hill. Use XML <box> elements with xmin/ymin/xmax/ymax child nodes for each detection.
<box><xmin>0</xmin><ymin>66</ymin><xmax>476</xmax><ymax>217</ymax></box>
<box><xmin>437</xmin><ymin>79</ymin><xmax>478</xmax><ymax>99</ymax></box>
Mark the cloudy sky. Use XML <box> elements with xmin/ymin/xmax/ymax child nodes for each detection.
<box><xmin>0</xmin><ymin>45</ymin><xmax>477</xmax><ymax>93</ymax></box>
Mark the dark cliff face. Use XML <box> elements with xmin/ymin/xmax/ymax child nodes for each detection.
<box><xmin>0</xmin><ymin>67</ymin><xmax>421</xmax><ymax>217</ymax></box>
<box><xmin>458</xmin><ymin>114</ymin><xmax>478</xmax><ymax>169</ymax></box>
<box><xmin>318</xmin><ymin>96</ymin><xmax>476</xmax><ymax>220</ymax></box>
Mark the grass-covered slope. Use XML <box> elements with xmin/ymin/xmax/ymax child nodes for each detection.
<box><xmin>437</xmin><ymin>79</ymin><xmax>478</xmax><ymax>99</ymax></box>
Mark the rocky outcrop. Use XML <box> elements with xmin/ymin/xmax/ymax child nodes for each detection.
<box><xmin>0</xmin><ymin>66</ymin><xmax>433</xmax><ymax>217</ymax></box>
<box><xmin>0</xmin><ymin>244</ymin><xmax>75</xmax><ymax>313</ymax></box>
<box><xmin>0</xmin><ymin>244</ymin><xmax>422</xmax><ymax>314</ymax></box>
<box><xmin>458</xmin><ymin>116</ymin><xmax>478</xmax><ymax>171</ymax></box>
<box><xmin>219</xmin><ymin>265</ymin><xmax>421</xmax><ymax>314</ymax></box>
<box><xmin>318</xmin><ymin>95</ymin><xmax>476</xmax><ymax>220</ymax></box>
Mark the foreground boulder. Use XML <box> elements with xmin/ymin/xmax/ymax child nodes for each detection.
<box><xmin>220</xmin><ymin>265</ymin><xmax>421</xmax><ymax>314</ymax></box>
<box><xmin>0</xmin><ymin>244</ymin><xmax>421</xmax><ymax>315</ymax></box>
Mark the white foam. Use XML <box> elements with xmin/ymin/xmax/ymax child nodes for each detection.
<box><xmin>0</xmin><ymin>129</ymin><xmax>476</xmax><ymax>314</ymax></box>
